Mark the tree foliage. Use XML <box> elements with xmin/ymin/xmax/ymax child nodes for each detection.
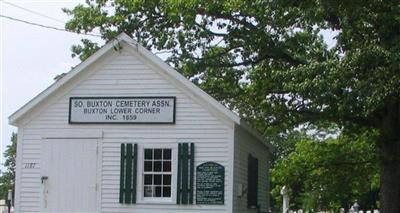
<box><xmin>64</xmin><ymin>0</ymin><xmax>400</xmax><ymax>211</ymax></box>
<box><xmin>271</xmin><ymin>130</ymin><xmax>379</xmax><ymax>211</ymax></box>
<box><xmin>64</xmin><ymin>0</ymin><xmax>399</xmax><ymax>132</ymax></box>
<box><xmin>0</xmin><ymin>133</ymin><xmax>17</xmax><ymax>200</ymax></box>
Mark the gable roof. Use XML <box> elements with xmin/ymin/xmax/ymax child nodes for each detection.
<box><xmin>8</xmin><ymin>33</ymin><xmax>273</xmax><ymax>150</ymax></box>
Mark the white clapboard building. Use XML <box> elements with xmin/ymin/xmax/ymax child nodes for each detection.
<box><xmin>9</xmin><ymin>33</ymin><xmax>273</xmax><ymax>213</ymax></box>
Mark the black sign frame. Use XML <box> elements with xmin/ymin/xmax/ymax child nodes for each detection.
<box><xmin>68</xmin><ymin>96</ymin><xmax>176</xmax><ymax>124</ymax></box>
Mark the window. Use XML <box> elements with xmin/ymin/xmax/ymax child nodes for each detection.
<box><xmin>120</xmin><ymin>143</ymin><xmax>193</xmax><ymax>204</ymax></box>
<box><xmin>247</xmin><ymin>154</ymin><xmax>259</xmax><ymax>209</ymax></box>
<box><xmin>143</xmin><ymin>148</ymin><xmax>172</xmax><ymax>199</ymax></box>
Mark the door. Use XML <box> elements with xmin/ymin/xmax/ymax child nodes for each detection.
<box><xmin>41</xmin><ymin>139</ymin><xmax>98</xmax><ymax>212</ymax></box>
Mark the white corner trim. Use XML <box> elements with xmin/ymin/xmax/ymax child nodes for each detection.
<box><xmin>14</xmin><ymin>128</ymin><xmax>24</xmax><ymax>213</ymax></box>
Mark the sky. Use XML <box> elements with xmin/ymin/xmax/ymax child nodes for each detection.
<box><xmin>0</xmin><ymin>0</ymin><xmax>104</xmax><ymax>165</ymax></box>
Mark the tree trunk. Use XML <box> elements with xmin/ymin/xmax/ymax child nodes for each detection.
<box><xmin>379</xmin><ymin>139</ymin><xmax>400</xmax><ymax>213</ymax></box>
<box><xmin>379</xmin><ymin>101</ymin><xmax>400</xmax><ymax>213</ymax></box>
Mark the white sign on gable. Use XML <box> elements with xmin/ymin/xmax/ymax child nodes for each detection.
<box><xmin>69</xmin><ymin>97</ymin><xmax>176</xmax><ymax>124</ymax></box>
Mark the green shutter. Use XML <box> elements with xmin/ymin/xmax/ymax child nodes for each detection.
<box><xmin>177</xmin><ymin>143</ymin><xmax>195</xmax><ymax>204</ymax></box>
<box><xmin>119</xmin><ymin>144</ymin><xmax>125</xmax><ymax>203</ymax></box>
<box><xmin>177</xmin><ymin>144</ymin><xmax>182</xmax><ymax>204</ymax></box>
<box><xmin>247</xmin><ymin>154</ymin><xmax>259</xmax><ymax>209</ymax></box>
<box><xmin>119</xmin><ymin>143</ymin><xmax>137</xmax><ymax>204</ymax></box>
<box><xmin>132</xmin><ymin>144</ymin><xmax>137</xmax><ymax>203</ymax></box>
<box><xmin>189</xmin><ymin>143</ymin><xmax>195</xmax><ymax>204</ymax></box>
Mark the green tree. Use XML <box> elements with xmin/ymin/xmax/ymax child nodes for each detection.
<box><xmin>0</xmin><ymin>133</ymin><xmax>17</xmax><ymax>201</ymax></box>
<box><xmin>271</xmin><ymin>130</ymin><xmax>379</xmax><ymax>211</ymax></box>
<box><xmin>64</xmin><ymin>1</ymin><xmax>400</xmax><ymax>211</ymax></box>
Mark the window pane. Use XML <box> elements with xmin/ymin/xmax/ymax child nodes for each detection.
<box><xmin>154</xmin><ymin>161</ymin><xmax>162</xmax><ymax>172</ymax></box>
<box><xmin>163</xmin><ymin>161</ymin><xmax>171</xmax><ymax>172</ymax></box>
<box><xmin>163</xmin><ymin>175</ymin><xmax>171</xmax><ymax>185</ymax></box>
<box><xmin>154</xmin><ymin>174</ymin><xmax>162</xmax><ymax>185</ymax></box>
<box><xmin>145</xmin><ymin>149</ymin><xmax>153</xmax><ymax>160</ymax></box>
<box><xmin>163</xmin><ymin>149</ymin><xmax>171</xmax><ymax>160</ymax></box>
<box><xmin>155</xmin><ymin>186</ymin><xmax>162</xmax><ymax>197</ymax></box>
<box><xmin>163</xmin><ymin>187</ymin><xmax>171</xmax><ymax>197</ymax></box>
<box><xmin>144</xmin><ymin>161</ymin><xmax>152</xmax><ymax>172</ymax></box>
<box><xmin>144</xmin><ymin>186</ymin><xmax>153</xmax><ymax>197</ymax></box>
<box><xmin>144</xmin><ymin>174</ymin><xmax>152</xmax><ymax>185</ymax></box>
<box><xmin>142</xmin><ymin>148</ymin><xmax>174</xmax><ymax>200</ymax></box>
<box><xmin>154</xmin><ymin>149</ymin><xmax>162</xmax><ymax>159</ymax></box>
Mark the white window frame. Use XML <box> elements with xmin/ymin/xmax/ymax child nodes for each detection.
<box><xmin>136</xmin><ymin>143</ymin><xmax>177</xmax><ymax>204</ymax></box>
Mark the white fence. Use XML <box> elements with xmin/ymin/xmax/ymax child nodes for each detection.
<box><xmin>287</xmin><ymin>210</ymin><xmax>379</xmax><ymax>213</ymax></box>
<box><xmin>281</xmin><ymin>186</ymin><xmax>379</xmax><ymax>213</ymax></box>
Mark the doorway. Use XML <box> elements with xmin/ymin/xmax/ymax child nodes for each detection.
<box><xmin>41</xmin><ymin>139</ymin><xmax>98</xmax><ymax>212</ymax></box>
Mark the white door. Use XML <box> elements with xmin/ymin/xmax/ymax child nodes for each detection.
<box><xmin>41</xmin><ymin>139</ymin><xmax>98</xmax><ymax>212</ymax></box>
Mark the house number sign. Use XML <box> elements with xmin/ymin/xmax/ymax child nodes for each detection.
<box><xmin>24</xmin><ymin>163</ymin><xmax>36</xmax><ymax>169</ymax></box>
<box><xmin>69</xmin><ymin>96</ymin><xmax>176</xmax><ymax>124</ymax></box>
<box><xmin>196</xmin><ymin>162</ymin><xmax>225</xmax><ymax>205</ymax></box>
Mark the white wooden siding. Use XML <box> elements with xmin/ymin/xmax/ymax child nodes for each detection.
<box><xmin>16</xmin><ymin>44</ymin><xmax>234</xmax><ymax>212</ymax></box>
<box><xmin>233</xmin><ymin>125</ymin><xmax>271</xmax><ymax>213</ymax></box>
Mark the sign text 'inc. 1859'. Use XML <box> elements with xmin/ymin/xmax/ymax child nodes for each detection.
<box><xmin>69</xmin><ymin>97</ymin><xmax>176</xmax><ymax>124</ymax></box>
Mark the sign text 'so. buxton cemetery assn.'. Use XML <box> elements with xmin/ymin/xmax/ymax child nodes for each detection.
<box><xmin>196</xmin><ymin>162</ymin><xmax>225</xmax><ymax>205</ymax></box>
<box><xmin>69</xmin><ymin>97</ymin><xmax>176</xmax><ymax>124</ymax></box>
